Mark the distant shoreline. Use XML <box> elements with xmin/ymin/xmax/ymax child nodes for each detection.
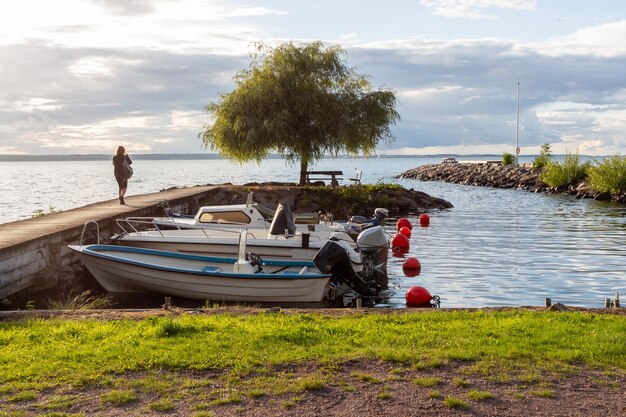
<box><xmin>0</xmin><ymin>153</ymin><xmax>594</xmax><ymax>162</ymax></box>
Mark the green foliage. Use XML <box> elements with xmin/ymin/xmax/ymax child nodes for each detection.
<box><xmin>587</xmin><ymin>154</ymin><xmax>626</xmax><ymax>196</ymax></box>
<box><xmin>467</xmin><ymin>390</ymin><xmax>493</xmax><ymax>401</ymax></box>
<box><xmin>200</xmin><ymin>41</ymin><xmax>400</xmax><ymax>184</ymax></box>
<box><xmin>148</xmin><ymin>398</ymin><xmax>175</xmax><ymax>411</ymax></box>
<box><xmin>352</xmin><ymin>372</ymin><xmax>381</xmax><ymax>384</ymax></box>
<box><xmin>412</xmin><ymin>377</ymin><xmax>440</xmax><ymax>387</ymax></box>
<box><xmin>301</xmin><ymin>183</ymin><xmax>401</xmax><ymax>216</ymax></box>
<box><xmin>533</xmin><ymin>143</ymin><xmax>552</xmax><ymax>169</ymax></box>
<box><xmin>428</xmin><ymin>390</ymin><xmax>441</xmax><ymax>399</ymax></box>
<box><xmin>540</xmin><ymin>151</ymin><xmax>590</xmax><ymax>188</ymax></box>
<box><xmin>502</xmin><ymin>152</ymin><xmax>515</xmax><ymax>165</ymax></box>
<box><xmin>443</xmin><ymin>396</ymin><xmax>469</xmax><ymax>409</ymax></box>
<box><xmin>453</xmin><ymin>377</ymin><xmax>471</xmax><ymax>387</ymax></box>
<box><xmin>100</xmin><ymin>390</ymin><xmax>137</xmax><ymax>406</ymax></box>
<box><xmin>46</xmin><ymin>290</ymin><xmax>112</xmax><ymax>310</ymax></box>
<box><xmin>31</xmin><ymin>206</ymin><xmax>61</xmax><ymax>218</ymax></box>
<box><xmin>377</xmin><ymin>391</ymin><xmax>392</xmax><ymax>399</ymax></box>
<box><xmin>529</xmin><ymin>389</ymin><xmax>555</xmax><ymax>398</ymax></box>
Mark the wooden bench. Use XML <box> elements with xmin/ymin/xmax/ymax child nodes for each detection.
<box><xmin>305</xmin><ymin>170</ymin><xmax>343</xmax><ymax>186</ymax></box>
<box><xmin>441</xmin><ymin>157</ymin><xmax>458</xmax><ymax>164</ymax></box>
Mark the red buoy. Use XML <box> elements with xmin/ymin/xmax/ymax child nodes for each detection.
<box><xmin>402</xmin><ymin>257</ymin><xmax>421</xmax><ymax>277</ymax></box>
<box><xmin>406</xmin><ymin>286</ymin><xmax>432</xmax><ymax>307</ymax></box>
<box><xmin>396</xmin><ymin>217</ymin><xmax>412</xmax><ymax>231</ymax></box>
<box><xmin>403</xmin><ymin>257</ymin><xmax>421</xmax><ymax>270</ymax></box>
<box><xmin>399</xmin><ymin>226</ymin><xmax>411</xmax><ymax>238</ymax></box>
<box><xmin>419</xmin><ymin>213</ymin><xmax>430</xmax><ymax>227</ymax></box>
<box><xmin>391</xmin><ymin>233</ymin><xmax>410</xmax><ymax>254</ymax></box>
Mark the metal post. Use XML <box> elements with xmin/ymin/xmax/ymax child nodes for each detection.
<box><xmin>515</xmin><ymin>82</ymin><xmax>520</xmax><ymax>166</ymax></box>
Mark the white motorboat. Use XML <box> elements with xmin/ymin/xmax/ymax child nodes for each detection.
<box><xmin>148</xmin><ymin>192</ymin><xmax>389</xmax><ymax>237</ymax></box>
<box><xmin>69</xmin><ymin>235</ymin><xmax>332</xmax><ymax>302</ymax></box>
<box><xmin>110</xmin><ymin>221</ymin><xmax>389</xmax><ymax>290</ymax></box>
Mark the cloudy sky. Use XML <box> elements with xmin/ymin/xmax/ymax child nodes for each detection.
<box><xmin>1</xmin><ymin>0</ymin><xmax>626</xmax><ymax>156</ymax></box>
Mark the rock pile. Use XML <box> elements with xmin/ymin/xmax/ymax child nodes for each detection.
<box><xmin>398</xmin><ymin>163</ymin><xmax>625</xmax><ymax>202</ymax></box>
<box><xmin>398</xmin><ymin>163</ymin><xmax>547</xmax><ymax>192</ymax></box>
<box><xmin>193</xmin><ymin>184</ymin><xmax>453</xmax><ymax>218</ymax></box>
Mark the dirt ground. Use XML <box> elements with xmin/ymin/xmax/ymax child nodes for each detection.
<box><xmin>2</xmin><ymin>306</ymin><xmax>625</xmax><ymax>416</ymax></box>
<box><xmin>3</xmin><ymin>360</ymin><xmax>625</xmax><ymax>416</ymax></box>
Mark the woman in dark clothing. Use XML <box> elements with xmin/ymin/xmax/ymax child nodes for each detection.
<box><xmin>112</xmin><ymin>146</ymin><xmax>132</xmax><ymax>204</ymax></box>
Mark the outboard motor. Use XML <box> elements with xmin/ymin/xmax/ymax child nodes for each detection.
<box><xmin>355</xmin><ymin>226</ymin><xmax>389</xmax><ymax>289</ymax></box>
<box><xmin>313</xmin><ymin>241</ymin><xmax>381</xmax><ymax>296</ymax></box>
<box><xmin>269</xmin><ymin>203</ymin><xmax>297</xmax><ymax>236</ymax></box>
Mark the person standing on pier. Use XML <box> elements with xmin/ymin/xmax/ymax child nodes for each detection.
<box><xmin>112</xmin><ymin>146</ymin><xmax>132</xmax><ymax>205</ymax></box>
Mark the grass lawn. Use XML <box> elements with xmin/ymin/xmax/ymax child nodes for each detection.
<box><xmin>0</xmin><ymin>308</ymin><xmax>624</xmax><ymax>415</ymax></box>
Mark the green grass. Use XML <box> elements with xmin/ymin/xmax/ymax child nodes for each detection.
<box><xmin>453</xmin><ymin>377</ymin><xmax>471</xmax><ymax>387</ymax></box>
<box><xmin>412</xmin><ymin>377</ymin><xmax>440</xmax><ymax>387</ymax></box>
<box><xmin>428</xmin><ymin>390</ymin><xmax>441</xmax><ymax>399</ymax></box>
<box><xmin>529</xmin><ymin>389</ymin><xmax>555</xmax><ymax>398</ymax></box>
<box><xmin>148</xmin><ymin>398</ymin><xmax>175</xmax><ymax>411</ymax></box>
<box><xmin>352</xmin><ymin>372</ymin><xmax>382</xmax><ymax>384</ymax></box>
<box><xmin>377</xmin><ymin>391</ymin><xmax>392</xmax><ymax>399</ymax></box>
<box><xmin>0</xmin><ymin>310</ymin><xmax>625</xmax><ymax>412</ymax></box>
<box><xmin>467</xmin><ymin>390</ymin><xmax>493</xmax><ymax>401</ymax></box>
<box><xmin>100</xmin><ymin>390</ymin><xmax>137</xmax><ymax>406</ymax></box>
<box><xmin>443</xmin><ymin>396</ymin><xmax>469</xmax><ymax>409</ymax></box>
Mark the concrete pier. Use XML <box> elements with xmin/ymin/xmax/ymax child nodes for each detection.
<box><xmin>0</xmin><ymin>186</ymin><xmax>217</xmax><ymax>300</ymax></box>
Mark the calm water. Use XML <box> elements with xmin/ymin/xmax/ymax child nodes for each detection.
<box><xmin>1</xmin><ymin>156</ymin><xmax>624</xmax><ymax>308</ymax></box>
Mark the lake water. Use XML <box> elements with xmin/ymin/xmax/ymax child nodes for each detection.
<box><xmin>1</xmin><ymin>156</ymin><xmax>624</xmax><ymax>308</ymax></box>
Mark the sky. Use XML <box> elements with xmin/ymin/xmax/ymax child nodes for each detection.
<box><xmin>1</xmin><ymin>0</ymin><xmax>626</xmax><ymax>156</ymax></box>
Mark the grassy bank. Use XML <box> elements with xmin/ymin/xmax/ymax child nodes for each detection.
<box><xmin>1</xmin><ymin>309</ymin><xmax>625</xmax><ymax>415</ymax></box>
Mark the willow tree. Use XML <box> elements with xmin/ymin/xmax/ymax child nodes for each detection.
<box><xmin>199</xmin><ymin>41</ymin><xmax>400</xmax><ymax>185</ymax></box>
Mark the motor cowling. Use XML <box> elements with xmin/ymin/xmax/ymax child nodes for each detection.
<box><xmin>313</xmin><ymin>240</ymin><xmax>381</xmax><ymax>296</ymax></box>
<box><xmin>355</xmin><ymin>226</ymin><xmax>389</xmax><ymax>289</ymax></box>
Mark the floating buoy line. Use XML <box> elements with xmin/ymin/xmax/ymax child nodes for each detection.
<box><xmin>390</xmin><ymin>215</ymin><xmax>440</xmax><ymax>308</ymax></box>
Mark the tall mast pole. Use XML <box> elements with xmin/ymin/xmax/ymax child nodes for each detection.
<box><xmin>515</xmin><ymin>82</ymin><xmax>520</xmax><ymax>166</ymax></box>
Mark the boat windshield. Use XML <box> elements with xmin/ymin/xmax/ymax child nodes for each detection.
<box><xmin>255</xmin><ymin>204</ymin><xmax>276</xmax><ymax>220</ymax></box>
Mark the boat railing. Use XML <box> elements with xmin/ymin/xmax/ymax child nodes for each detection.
<box><xmin>79</xmin><ymin>220</ymin><xmax>101</xmax><ymax>245</ymax></box>
<box><xmin>115</xmin><ymin>217</ymin><xmax>267</xmax><ymax>240</ymax></box>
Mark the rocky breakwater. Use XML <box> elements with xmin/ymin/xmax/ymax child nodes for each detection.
<box><xmin>398</xmin><ymin>163</ymin><xmax>547</xmax><ymax>192</ymax></box>
<box><xmin>194</xmin><ymin>183</ymin><xmax>453</xmax><ymax>217</ymax></box>
<box><xmin>398</xmin><ymin>163</ymin><xmax>624</xmax><ymax>202</ymax></box>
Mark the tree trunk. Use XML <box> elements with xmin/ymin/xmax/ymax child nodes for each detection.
<box><xmin>299</xmin><ymin>159</ymin><xmax>308</xmax><ymax>185</ymax></box>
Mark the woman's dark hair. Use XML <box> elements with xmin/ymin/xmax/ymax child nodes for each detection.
<box><xmin>116</xmin><ymin>146</ymin><xmax>126</xmax><ymax>156</ymax></box>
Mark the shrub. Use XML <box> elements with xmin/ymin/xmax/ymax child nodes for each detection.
<box><xmin>587</xmin><ymin>154</ymin><xmax>626</xmax><ymax>196</ymax></box>
<box><xmin>502</xmin><ymin>152</ymin><xmax>515</xmax><ymax>165</ymax></box>
<box><xmin>533</xmin><ymin>143</ymin><xmax>552</xmax><ymax>169</ymax></box>
<box><xmin>540</xmin><ymin>151</ymin><xmax>590</xmax><ymax>188</ymax></box>
<box><xmin>47</xmin><ymin>290</ymin><xmax>112</xmax><ymax>310</ymax></box>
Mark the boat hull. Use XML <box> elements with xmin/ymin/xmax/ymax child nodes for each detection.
<box><xmin>69</xmin><ymin>245</ymin><xmax>330</xmax><ymax>303</ymax></box>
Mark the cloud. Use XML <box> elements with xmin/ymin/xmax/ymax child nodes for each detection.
<box><xmin>533</xmin><ymin>20</ymin><xmax>626</xmax><ymax>57</ymax></box>
<box><xmin>346</xmin><ymin>35</ymin><xmax>626</xmax><ymax>154</ymax></box>
<box><xmin>93</xmin><ymin>0</ymin><xmax>159</xmax><ymax>16</ymax></box>
<box><xmin>1</xmin><ymin>2</ymin><xmax>626</xmax><ymax>156</ymax></box>
<box><xmin>419</xmin><ymin>0</ymin><xmax>536</xmax><ymax>19</ymax></box>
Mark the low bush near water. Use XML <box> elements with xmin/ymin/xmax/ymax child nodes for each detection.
<box><xmin>587</xmin><ymin>154</ymin><xmax>626</xmax><ymax>196</ymax></box>
<box><xmin>540</xmin><ymin>151</ymin><xmax>590</xmax><ymax>188</ymax></box>
<box><xmin>533</xmin><ymin>143</ymin><xmax>552</xmax><ymax>169</ymax></box>
<box><xmin>502</xmin><ymin>152</ymin><xmax>515</xmax><ymax>165</ymax></box>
